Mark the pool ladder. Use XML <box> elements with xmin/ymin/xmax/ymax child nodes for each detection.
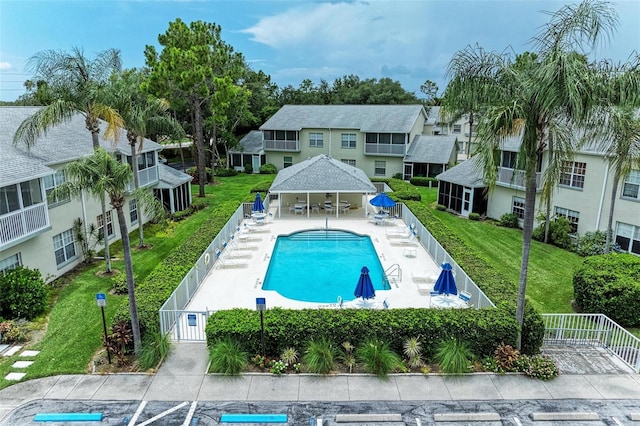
<box><xmin>383</xmin><ymin>264</ymin><xmax>402</xmax><ymax>289</ymax></box>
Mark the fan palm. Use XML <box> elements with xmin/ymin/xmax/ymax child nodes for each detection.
<box><xmin>443</xmin><ymin>0</ymin><xmax>629</xmax><ymax>349</ymax></box>
<box><xmin>107</xmin><ymin>70</ymin><xmax>184</xmax><ymax>247</ymax></box>
<box><xmin>50</xmin><ymin>148</ymin><xmax>163</xmax><ymax>355</ymax></box>
<box><xmin>12</xmin><ymin>47</ymin><xmax>124</xmax><ymax>273</ymax></box>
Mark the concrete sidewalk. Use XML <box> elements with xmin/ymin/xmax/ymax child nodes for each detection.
<box><xmin>2</xmin><ymin>342</ymin><xmax>640</xmax><ymax>423</ymax></box>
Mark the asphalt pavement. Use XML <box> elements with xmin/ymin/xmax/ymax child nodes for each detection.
<box><xmin>1</xmin><ymin>342</ymin><xmax>639</xmax><ymax>425</ymax></box>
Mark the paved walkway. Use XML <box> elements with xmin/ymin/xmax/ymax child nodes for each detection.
<box><xmin>2</xmin><ymin>342</ymin><xmax>640</xmax><ymax>423</ymax></box>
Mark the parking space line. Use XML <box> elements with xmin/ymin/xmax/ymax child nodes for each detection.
<box><xmin>128</xmin><ymin>401</ymin><xmax>147</xmax><ymax>426</ymax></box>
<box><xmin>182</xmin><ymin>401</ymin><xmax>197</xmax><ymax>426</ymax></box>
<box><xmin>138</xmin><ymin>401</ymin><xmax>189</xmax><ymax>426</ymax></box>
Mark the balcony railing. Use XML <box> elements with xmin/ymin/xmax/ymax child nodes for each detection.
<box><xmin>0</xmin><ymin>203</ymin><xmax>49</xmax><ymax>247</ymax></box>
<box><xmin>364</xmin><ymin>144</ymin><xmax>405</xmax><ymax>156</ymax></box>
<box><xmin>497</xmin><ymin>167</ymin><xmax>541</xmax><ymax>190</ymax></box>
<box><xmin>127</xmin><ymin>166</ymin><xmax>159</xmax><ymax>191</ymax></box>
<box><xmin>264</xmin><ymin>140</ymin><xmax>299</xmax><ymax>151</ymax></box>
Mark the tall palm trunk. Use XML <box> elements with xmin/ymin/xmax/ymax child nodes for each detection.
<box><xmin>192</xmin><ymin>97</ymin><xmax>207</xmax><ymax>197</ymax></box>
<box><xmin>129</xmin><ymin>135</ymin><xmax>145</xmax><ymax>248</ymax></box>
<box><xmin>116</xmin><ymin>206</ymin><xmax>141</xmax><ymax>355</ymax></box>
<box><xmin>90</xmin><ymin>124</ymin><xmax>111</xmax><ymax>273</ymax></box>
<box><xmin>466</xmin><ymin>112</ymin><xmax>474</xmax><ymax>159</ymax></box>
<box><xmin>516</xmin><ymin>167</ymin><xmax>538</xmax><ymax>350</ymax></box>
<box><xmin>544</xmin><ymin>134</ymin><xmax>554</xmax><ymax>243</ymax></box>
<box><xmin>605</xmin><ymin>166</ymin><xmax>621</xmax><ymax>253</ymax></box>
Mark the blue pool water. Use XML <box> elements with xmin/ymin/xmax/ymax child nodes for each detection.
<box><xmin>262</xmin><ymin>229</ymin><xmax>387</xmax><ymax>303</ymax></box>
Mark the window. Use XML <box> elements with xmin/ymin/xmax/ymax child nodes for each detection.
<box><xmin>341</xmin><ymin>133</ymin><xmax>356</xmax><ymax>149</ymax></box>
<box><xmin>555</xmin><ymin>206</ymin><xmax>580</xmax><ymax>234</ymax></box>
<box><xmin>53</xmin><ymin>229</ymin><xmax>77</xmax><ymax>267</ymax></box>
<box><xmin>374</xmin><ymin>161</ymin><xmax>386</xmax><ymax>176</ymax></box>
<box><xmin>44</xmin><ymin>170</ymin><xmax>69</xmax><ymax>207</ymax></box>
<box><xmin>341</xmin><ymin>159</ymin><xmax>356</xmax><ymax>167</ymax></box>
<box><xmin>501</xmin><ymin>151</ymin><xmax>518</xmax><ymax>169</ymax></box>
<box><xmin>0</xmin><ymin>253</ymin><xmax>21</xmax><ymax>275</ymax></box>
<box><xmin>0</xmin><ymin>184</ymin><xmax>20</xmax><ymax>215</ymax></box>
<box><xmin>129</xmin><ymin>199</ymin><xmax>138</xmax><ymax>225</ymax></box>
<box><xmin>20</xmin><ymin>179</ymin><xmax>43</xmax><ymax>207</ymax></box>
<box><xmin>512</xmin><ymin>196</ymin><xmax>525</xmax><ymax>219</ymax></box>
<box><xmin>283</xmin><ymin>156</ymin><xmax>293</xmax><ymax>168</ymax></box>
<box><xmin>137</xmin><ymin>152</ymin><xmax>156</xmax><ymax>170</ymax></box>
<box><xmin>560</xmin><ymin>161</ymin><xmax>586</xmax><ymax>189</ymax></box>
<box><xmin>453</xmin><ymin>124</ymin><xmax>461</xmax><ymax>134</ymax></box>
<box><xmin>309</xmin><ymin>132</ymin><xmax>323</xmax><ymax>148</ymax></box>
<box><xmin>615</xmin><ymin>222</ymin><xmax>640</xmax><ymax>255</ymax></box>
<box><xmin>97</xmin><ymin>210</ymin><xmax>114</xmax><ymax>240</ymax></box>
<box><xmin>622</xmin><ymin>170</ymin><xmax>640</xmax><ymax>200</ymax></box>
<box><xmin>263</xmin><ymin>130</ymin><xmax>297</xmax><ymax>141</ymax></box>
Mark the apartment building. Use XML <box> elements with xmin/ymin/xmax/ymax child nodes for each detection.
<box><xmin>0</xmin><ymin>107</ymin><xmax>192</xmax><ymax>281</ymax></box>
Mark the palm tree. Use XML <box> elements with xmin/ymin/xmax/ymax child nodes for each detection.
<box><xmin>13</xmin><ymin>47</ymin><xmax>123</xmax><ymax>273</ymax></box>
<box><xmin>108</xmin><ymin>70</ymin><xmax>185</xmax><ymax>247</ymax></box>
<box><xmin>51</xmin><ymin>148</ymin><xmax>164</xmax><ymax>355</ymax></box>
<box><xmin>443</xmin><ymin>0</ymin><xmax>621</xmax><ymax>349</ymax></box>
<box><xmin>598</xmin><ymin>108</ymin><xmax>640</xmax><ymax>252</ymax></box>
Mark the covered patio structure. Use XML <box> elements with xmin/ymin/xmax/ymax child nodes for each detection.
<box><xmin>269</xmin><ymin>154</ymin><xmax>377</xmax><ymax>218</ymax></box>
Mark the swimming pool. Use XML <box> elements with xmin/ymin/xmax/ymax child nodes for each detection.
<box><xmin>262</xmin><ymin>229</ymin><xmax>388</xmax><ymax>303</ymax></box>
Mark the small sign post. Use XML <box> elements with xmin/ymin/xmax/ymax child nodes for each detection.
<box><xmin>256</xmin><ymin>298</ymin><xmax>266</xmax><ymax>357</ymax></box>
<box><xmin>95</xmin><ymin>293</ymin><xmax>111</xmax><ymax>364</ymax></box>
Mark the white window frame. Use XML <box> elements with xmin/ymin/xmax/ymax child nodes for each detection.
<box><xmin>283</xmin><ymin>156</ymin><xmax>293</xmax><ymax>168</ymax></box>
<box><xmin>554</xmin><ymin>206</ymin><xmax>580</xmax><ymax>234</ymax></box>
<box><xmin>615</xmin><ymin>222</ymin><xmax>640</xmax><ymax>255</ymax></box>
<box><xmin>53</xmin><ymin>229</ymin><xmax>77</xmax><ymax>267</ymax></box>
<box><xmin>309</xmin><ymin>132</ymin><xmax>324</xmax><ymax>148</ymax></box>
<box><xmin>341</xmin><ymin>133</ymin><xmax>356</xmax><ymax>149</ymax></box>
<box><xmin>341</xmin><ymin>159</ymin><xmax>356</xmax><ymax>167</ymax></box>
<box><xmin>560</xmin><ymin>161</ymin><xmax>586</xmax><ymax>189</ymax></box>
<box><xmin>97</xmin><ymin>210</ymin><xmax>115</xmax><ymax>240</ymax></box>
<box><xmin>129</xmin><ymin>199</ymin><xmax>139</xmax><ymax>225</ymax></box>
<box><xmin>44</xmin><ymin>170</ymin><xmax>70</xmax><ymax>207</ymax></box>
<box><xmin>0</xmin><ymin>253</ymin><xmax>21</xmax><ymax>274</ymax></box>
<box><xmin>512</xmin><ymin>196</ymin><xmax>525</xmax><ymax>219</ymax></box>
<box><xmin>453</xmin><ymin>124</ymin><xmax>461</xmax><ymax>134</ymax></box>
<box><xmin>622</xmin><ymin>170</ymin><xmax>640</xmax><ymax>201</ymax></box>
<box><xmin>374</xmin><ymin>160</ymin><xmax>386</xmax><ymax>176</ymax></box>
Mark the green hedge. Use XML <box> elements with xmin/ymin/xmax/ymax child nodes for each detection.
<box><xmin>206</xmin><ymin>307</ymin><xmax>518</xmax><ymax>359</ymax></box>
<box><xmin>113</xmin><ymin>200</ymin><xmax>240</xmax><ymax>334</ymax></box>
<box><xmin>409</xmin><ymin>177</ymin><xmax>437</xmax><ymax>187</ymax></box>
<box><xmin>573</xmin><ymin>253</ymin><xmax>640</xmax><ymax>327</ymax></box>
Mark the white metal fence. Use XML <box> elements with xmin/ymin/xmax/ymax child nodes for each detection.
<box><xmin>159</xmin><ymin>201</ymin><xmax>266</xmax><ymax>339</ymax></box>
<box><xmin>542</xmin><ymin>313</ymin><xmax>640</xmax><ymax>373</ymax></box>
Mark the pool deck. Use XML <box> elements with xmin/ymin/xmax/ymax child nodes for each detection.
<box><xmin>187</xmin><ymin>208</ymin><xmax>449</xmax><ymax>312</ymax></box>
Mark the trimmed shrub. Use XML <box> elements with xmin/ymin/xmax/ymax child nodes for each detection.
<box><xmin>409</xmin><ymin>177</ymin><xmax>437</xmax><ymax>187</ymax></box>
<box><xmin>0</xmin><ymin>266</ymin><xmax>47</xmax><ymax>320</ymax></box>
<box><xmin>392</xmin><ymin>172</ymin><xmax>403</xmax><ymax>180</ymax></box>
<box><xmin>574</xmin><ymin>231</ymin><xmax>619</xmax><ymax>257</ymax></box>
<box><xmin>435</xmin><ymin>204</ymin><xmax>446</xmax><ymax>211</ymax></box>
<box><xmin>215</xmin><ymin>167</ymin><xmax>238</xmax><ymax>177</ymax></box>
<box><xmin>499</xmin><ymin>213</ymin><xmax>519</xmax><ymax>228</ymax></box>
<box><xmin>532</xmin><ymin>216</ymin><xmax>573</xmax><ymax>249</ymax></box>
<box><xmin>573</xmin><ymin>253</ymin><xmax>640</xmax><ymax>327</ymax></box>
<box><xmin>244</xmin><ymin>164</ymin><xmax>253</xmax><ymax>174</ymax></box>
<box><xmin>186</xmin><ymin>166</ymin><xmax>213</xmax><ymax>184</ymax></box>
<box><xmin>259</xmin><ymin>163</ymin><xmax>278</xmax><ymax>174</ymax></box>
<box><xmin>468</xmin><ymin>212</ymin><xmax>480</xmax><ymax>221</ymax></box>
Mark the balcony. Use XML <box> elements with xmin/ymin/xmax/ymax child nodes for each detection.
<box><xmin>264</xmin><ymin>140</ymin><xmax>299</xmax><ymax>152</ymax></box>
<box><xmin>0</xmin><ymin>203</ymin><xmax>50</xmax><ymax>249</ymax></box>
<box><xmin>127</xmin><ymin>166</ymin><xmax>159</xmax><ymax>192</ymax></box>
<box><xmin>497</xmin><ymin>167</ymin><xmax>541</xmax><ymax>190</ymax></box>
<box><xmin>364</xmin><ymin>144</ymin><xmax>405</xmax><ymax>156</ymax></box>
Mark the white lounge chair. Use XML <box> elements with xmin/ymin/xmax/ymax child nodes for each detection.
<box><xmin>230</xmin><ymin>233</ymin><xmax>260</xmax><ymax>249</ymax></box>
<box><xmin>221</xmin><ymin>241</ymin><xmax>253</xmax><ymax>258</ymax></box>
<box><xmin>214</xmin><ymin>249</ymin><xmax>249</xmax><ymax>268</ymax></box>
<box><xmin>386</xmin><ymin>226</ymin><xmax>412</xmax><ymax>239</ymax></box>
<box><xmin>411</xmin><ymin>271</ymin><xmax>435</xmax><ymax>283</ymax></box>
<box><xmin>459</xmin><ymin>291</ymin><xmax>471</xmax><ymax>305</ymax></box>
<box><xmin>389</xmin><ymin>232</ymin><xmax>418</xmax><ymax>246</ymax></box>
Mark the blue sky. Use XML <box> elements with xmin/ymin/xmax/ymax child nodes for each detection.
<box><xmin>1</xmin><ymin>0</ymin><xmax>638</xmax><ymax>102</ymax></box>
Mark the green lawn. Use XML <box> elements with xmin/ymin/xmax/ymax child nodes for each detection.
<box><xmin>0</xmin><ymin>173</ymin><xmax>274</xmax><ymax>390</ymax></box>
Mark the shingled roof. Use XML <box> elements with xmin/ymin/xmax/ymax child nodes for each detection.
<box><xmin>260</xmin><ymin>105</ymin><xmax>426</xmax><ymax>133</ymax></box>
<box><xmin>269</xmin><ymin>155</ymin><xmax>376</xmax><ymax>193</ymax></box>
<box><xmin>405</xmin><ymin>135</ymin><xmax>457</xmax><ymax>164</ymax></box>
<box><xmin>229</xmin><ymin>130</ymin><xmax>263</xmax><ymax>154</ymax></box>
<box><xmin>0</xmin><ymin>106</ymin><xmax>162</xmax><ymax>187</ymax></box>
<box><xmin>436</xmin><ymin>156</ymin><xmax>486</xmax><ymax>188</ymax></box>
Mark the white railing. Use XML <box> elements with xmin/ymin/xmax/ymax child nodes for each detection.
<box><xmin>0</xmin><ymin>203</ymin><xmax>49</xmax><ymax>247</ymax></box>
<box><xmin>497</xmin><ymin>167</ymin><xmax>541</xmax><ymax>190</ymax></box>
<box><xmin>264</xmin><ymin>140</ymin><xmax>299</xmax><ymax>151</ymax></box>
<box><xmin>128</xmin><ymin>166</ymin><xmax>159</xmax><ymax>191</ymax></box>
<box><xmin>159</xmin><ymin>199</ymin><xmax>270</xmax><ymax>339</ymax></box>
<box><xmin>402</xmin><ymin>204</ymin><xmax>495</xmax><ymax>309</ymax></box>
<box><xmin>542</xmin><ymin>313</ymin><xmax>640</xmax><ymax>373</ymax></box>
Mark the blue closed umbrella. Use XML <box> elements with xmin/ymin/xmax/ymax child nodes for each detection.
<box><xmin>354</xmin><ymin>266</ymin><xmax>376</xmax><ymax>300</ymax></box>
<box><xmin>370</xmin><ymin>192</ymin><xmax>396</xmax><ymax>209</ymax></box>
<box><xmin>253</xmin><ymin>192</ymin><xmax>265</xmax><ymax>213</ymax></box>
<box><xmin>433</xmin><ymin>262</ymin><xmax>458</xmax><ymax>296</ymax></box>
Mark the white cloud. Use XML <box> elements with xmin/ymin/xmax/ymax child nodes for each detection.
<box><xmin>0</xmin><ymin>62</ymin><xmax>12</xmax><ymax>70</ymax></box>
<box><xmin>241</xmin><ymin>2</ymin><xmax>435</xmax><ymax>90</ymax></box>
